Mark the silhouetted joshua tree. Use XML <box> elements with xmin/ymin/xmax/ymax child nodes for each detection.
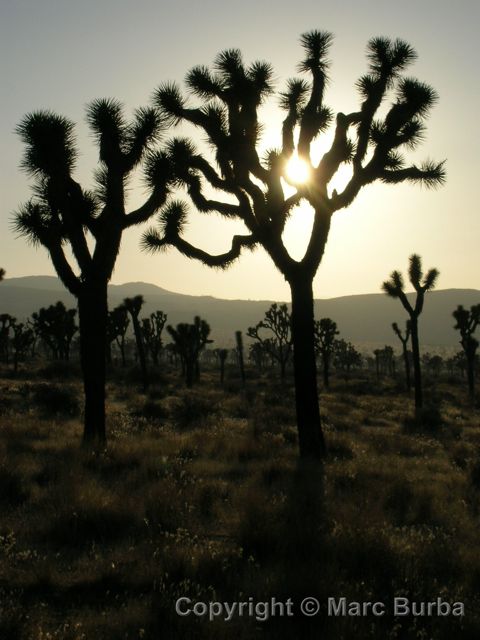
<box><xmin>335</xmin><ymin>339</ymin><xmax>362</xmax><ymax>376</ymax></box>
<box><xmin>0</xmin><ymin>269</ymin><xmax>5</xmax><ymax>281</ymax></box>
<box><xmin>31</xmin><ymin>301</ymin><xmax>77</xmax><ymax>361</ymax></box>
<box><xmin>143</xmin><ymin>33</ymin><xmax>445</xmax><ymax>458</ymax></box>
<box><xmin>167</xmin><ymin>316</ymin><xmax>212</xmax><ymax>387</ymax></box>
<box><xmin>453</xmin><ymin>304</ymin><xmax>480</xmax><ymax>402</ymax></box>
<box><xmin>314</xmin><ymin>317</ymin><xmax>339</xmax><ymax>388</ymax></box>
<box><xmin>142</xmin><ymin>310</ymin><xmax>167</xmax><ymax>365</ymax></box>
<box><xmin>247</xmin><ymin>304</ymin><xmax>293</xmax><ymax>380</ymax></box>
<box><xmin>235</xmin><ymin>331</ymin><xmax>246</xmax><ymax>385</ymax></box>
<box><xmin>392</xmin><ymin>320</ymin><xmax>412</xmax><ymax>390</ymax></box>
<box><xmin>382</xmin><ymin>254</ymin><xmax>439</xmax><ymax>414</ymax></box>
<box><xmin>11</xmin><ymin>321</ymin><xmax>35</xmax><ymax>372</ymax></box>
<box><xmin>123</xmin><ymin>296</ymin><xmax>148</xmax><ymax>391</ymax></box>
<box><xmin>13</xmin><ymin>103</ymin><xmax>171</xmax><ymax>446</ymax></box>
<box><xmin>107</xmin><ymin>304</ymin><xmax>130</xmax><ymax>366</ymax></box>
<box><xmin>214</xmin><ymin>348</ymin><xmax>229</xmax><ymax>385</ymax></box>
<box><xmin>0</xmin><ymin>314</ymin><xmax>14</xmax><ymax>364</ymax></box>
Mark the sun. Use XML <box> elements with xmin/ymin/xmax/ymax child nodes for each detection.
<box><xmin>285</xmin><ymin>155</ymin><xmax>311</xmax><ymax>184</ymax></box>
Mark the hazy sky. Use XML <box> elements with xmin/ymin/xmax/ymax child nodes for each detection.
<box><xmin>1</xmin><ymin>0</ymin><xmax>478</xmax><ymax>300</ymax></box>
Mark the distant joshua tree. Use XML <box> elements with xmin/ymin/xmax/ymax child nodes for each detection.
<box><xmin>382</xmin><ymin>254</ymin><xmax>439</xmax><ymax>414</ymax></box>
<box><xmin>0</xmin><ymin>314</ymin><xmax>15</xmax><ymax>363</ymax></box>
<box><xmin>141</xmin><ymin>310</ymin><xmax>167</xmax><ymax>365</ymax></box>
<box><xmin>14</xmin><ymin>102</ymin><xmax>172</xmax><ymax>446</ymax></box>
<box><xmin>247</xmin><ymin>304</ymin><xmax>293</xmax><ymax>380</ymax></box>
<box><xmin>167</xmin><ymin>316</ymin><xmax>213</xmax><ymax>387</ymax></box>
<box><xmin>122</xmin><ymin>296</ymin><xmax>148</xmax><ymax>391</ymax></box>
<box><xmin>235</xmin><ymin>331</ymin><xmax>246</xmax><ymax>385</ymax></box>
<box><xmin>314</xmin><ymin>317</ymin><xmax>339</xmax><ymax>388</ymax></box>
<box><xmin>31</xmin><ymin>302</ymin><xmax>77</xmax><ymax>361</ymax></box>
<box><xmin>143</xmin><ymin>33</ymin><xmax>444</xmax><ymax>458</ymax></box>
<box><xmin>334</xmin><ymin>339</ymin><xmax>362</xmax><ymax>376</ymax></box>
<box><xmin>453</xmin><ymin>304</ymin><xmax>480</xmax><ymax>402</ymax></box>
<box><xmin>392</xmin><ymin>321</ymin><xmax>412</xmax><ymax>390</ymax></box>
<box><xmin>11</xmin><ymin>321</ymin><xmax>35</xmax><ymax>372</ymax></box>
<box><xmin>0</xmin><ymin>269</ymin><xmax>5</xmax><ymax>281</ymax></box>
<box><xmin>214</xmin><ymin>348</ymin><xmax>229</xmax><ymax>385</ymax></box>
<box><xmin>107</xmin><ymin>304</ymin><xmax>130</xmax><ymax>366</ymax></box>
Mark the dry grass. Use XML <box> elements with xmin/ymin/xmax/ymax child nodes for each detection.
<box><xmin>0</xmin><ymin>367</ymin><xmax>479</xmax><ymax>639</ymax></box>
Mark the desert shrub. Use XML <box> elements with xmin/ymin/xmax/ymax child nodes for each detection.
<box><xmin>171</xmin><ymin>391</ymin><xmax>220</xmax><ymax>430</ymax></box>
<box><xmin>38</xmin><ymin>361</ymin><xmax>81</xmax><ymax>380</ymax></box>
<box><xmin>403</xmin><ymin>404</ymin><xmax>444</xmax><ymax>434</ymax></box>
<box><xmin>0</xmin><ymin>465</ymin><xmax>29</xmax><ymax>506</ymax></box>
<box><xmin>0</xmin><ymin>397</ymin><xmax>13</xmax><ymax>416</ymax></box>
<box><xmin>471</xmin><ymin>459</ymin><xmax>480</xmax><ymax>490</ymax></box>
<box><xmin>135</xmin><ymin>399</ymin><xmax>168</xmax><ymax>422</ymax></box>
<box><xmin>326</xmin><ymin>441</ymin><xmax>354</xmax><ymax>460</ymax></box>
<box><xmin>46</xmin><ymin>503</ymin><xmax>138</xmax><ymax>548</ymax></box>
<box><xmin>27</xmin><ymin>383</ymin><xmax>80</xmax><ymax>417</ymax></box>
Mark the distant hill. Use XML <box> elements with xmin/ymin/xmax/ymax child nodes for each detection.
<box><xmin>1</xmin><ymin>276</ymin><xmax>479</xmax><ymax>350</ymax></box>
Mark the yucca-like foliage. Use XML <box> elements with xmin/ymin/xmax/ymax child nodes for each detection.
<box><xmin>247</xmin><ymin>304</ymin><xmax>293</xmax><ymax>379</ymax></box>
<box><xmin>144</xmin><ymin>32</ymin><xmax>445</xmax><ymax>459</ymax></box>
<box><xmin>14</xmin><ymin>102</ymin><xmax>171</xmax><ymax>293</ymax></box>
<box><xmin>453</xmin><ymin>304</ymin><xmax>480</xmax><ymax>401</ymax></box>
<box><xmin>382</xmin><ymin>254</ymin><xmax>439</xmax><ymax>411</ymax></box>
<box><xmin>314</xmin><ymin>317</ymin><xmax>339</xmax><ymax>387</ymax></box>
<box><xmin>167</xmin><ymin>316</ymin><xmax>213</xmax><ymax>387</ymax></box>
<box><xmin>146</xmin><ymin>31</ymin><xmax>444</xmax><ymax>279</ymax></box>
<box><xmin>13</xmin><ymin>100</ymin><xmax>172</xmax><ymax>446</ymax></box>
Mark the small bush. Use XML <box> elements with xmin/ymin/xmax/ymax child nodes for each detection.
<box><xmin>403</xmin><ymin>404</ymin><xmax>444</xmax><ymax>434</ymax></box>
<box><xmin>0</xmin><ymin>466</ymin><xmax>29</xmax><ymax>506</ymax></box>
<box><xmin>172</xmin><ymin>391</ymin><xmax>219</xmax><ymax>429</ymax></box>
<box><xmin>38</xmin><ymin>361</ymin><xmax>80</xmax><ymax>380</ymax></box>
<box><xmin>26</xmin><ymin>383</ymin><xmax>80</xmax><ymax>417</ymax></box>
<box><xmin>136</xmin><ymin>399</ymin><xmax>168</xmax><ymax>422</ymax></box>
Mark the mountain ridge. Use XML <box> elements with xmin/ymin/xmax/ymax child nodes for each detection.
<box><xmin>1</xmin><ymin>276</ymin><xmax>479</xmax><ymax>349</ymax></box>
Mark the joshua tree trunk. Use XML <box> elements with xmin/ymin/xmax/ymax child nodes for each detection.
<box><xmin>185</xmin><ymin>358</ymin><xmax>194</xmax><ymax>388</ymax></box>
<box><xmin>78</xmin><ymin>280</ymin><xmax>108</xmax><ymax>447</ymax></box>
<box><xmin>402</xmin><ymin>343</ymin><xmax>411</xmax><ymax>391</ymax></box>
<box><xmin>410</xmin><ymin>319</ymin><xmax>423</xmax><ymax>412</ymax></box>
<box><xmin>235</xmin><ymin>331</ymin><xmax>246</xmax><ymax>386</ymax></box>
<box><xmin>289</xmin><ymin>276</ymin><xmax>326</xmax><ymax>460</ymax></box>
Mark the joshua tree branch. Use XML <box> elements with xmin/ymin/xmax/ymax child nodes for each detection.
<box><xmin>46</xmin><ymin>239</ymin><xmax>81</xmax><ymax>296</ymax></box>
<box><xmin>123</xmin><ymin>186</ymin><xmax>169</xmax><ymax>228</ymax></box>
<box><xmin>145</xmin><ymin>230</ymin><xmax>257</xmax><ymax>268</ymax></box>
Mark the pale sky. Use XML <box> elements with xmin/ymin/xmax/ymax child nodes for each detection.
<box><xmin>1</xmin><ymin>0</ymin><xmax>478</xmax><ymax>300</ymax></box>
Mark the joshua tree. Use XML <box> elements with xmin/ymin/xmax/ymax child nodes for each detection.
<box><xmin>143</xmin><ymin>33</ymin><xmax>445</xmax><ymax>458</ymax></box>
<box><xmin>31</xmin><ymin>301</ymin><xmax>77</xmax><ymax>361</ymax></box>
<box><xmin>14</xmin><ymin>103</ymin><xmax>172</xmax><ymax>445</ymax></box>
<box><xmin>247</xmin><ymin>304</ymin><xmax>293</xmax><ymax>380</ymax></box>
<box><xmin>0</xmin><ymin>314</ymin><xmax>14</xmax><ymax>364</ymax></box>
<box><xmin>392</xmin><ymin>320</ymin><xmax>411</xmax><ymax>390</ymax></box>
<box><xmin>382</xmin><ymin>254</ymin><xmax>439</xmax><ymax>413</ymax></box>
<box><xmin>11</xmin><ymin>321</ymin><xmax>35</xmax><ymax>373</ymax></box>
<box><xmin>214</xmin><ymin>347</ymin><xmax>229</xmax><ymax>385</ymax></box>
<box><xmin>314</xmin><ymin>317</ymin><xmax>339</xmax><ymax>388</ymax></box>
<box><xmin>167</xmin><ymin>316</ymin><xmax>212</xmax><ymax>387</ymax></box>
<box><xmin>0</xmin><ymin>269</ymin><xmax>5</xmax><ymax>281</ymax></box>
<box><xmin>123</xmin><ymin>296</ymin><xmax>149</xmax><ymax>391</ymax></box>
<box><xmin>142</xmin><ymin>310</ymin><xmax>167</xmax><ymax>365</ymax></box>
<box><xmin>106</xmin><ymin>304</ymin><xmax>130</xmax><ymax>366</ymax></box>
<box><xmin>453</xmin><ymin>304</ymin><xmax>480</xmax><ymax>402</ymax></box>
<box><xmin>335</xmin><ymin>339</ymin><xmax>362</xmax><ymax>376</ymax></box>
<box><xmin>235</xmin><ymin>330</ymin><xmax>246</xmax><ymax>385</ymax></box>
